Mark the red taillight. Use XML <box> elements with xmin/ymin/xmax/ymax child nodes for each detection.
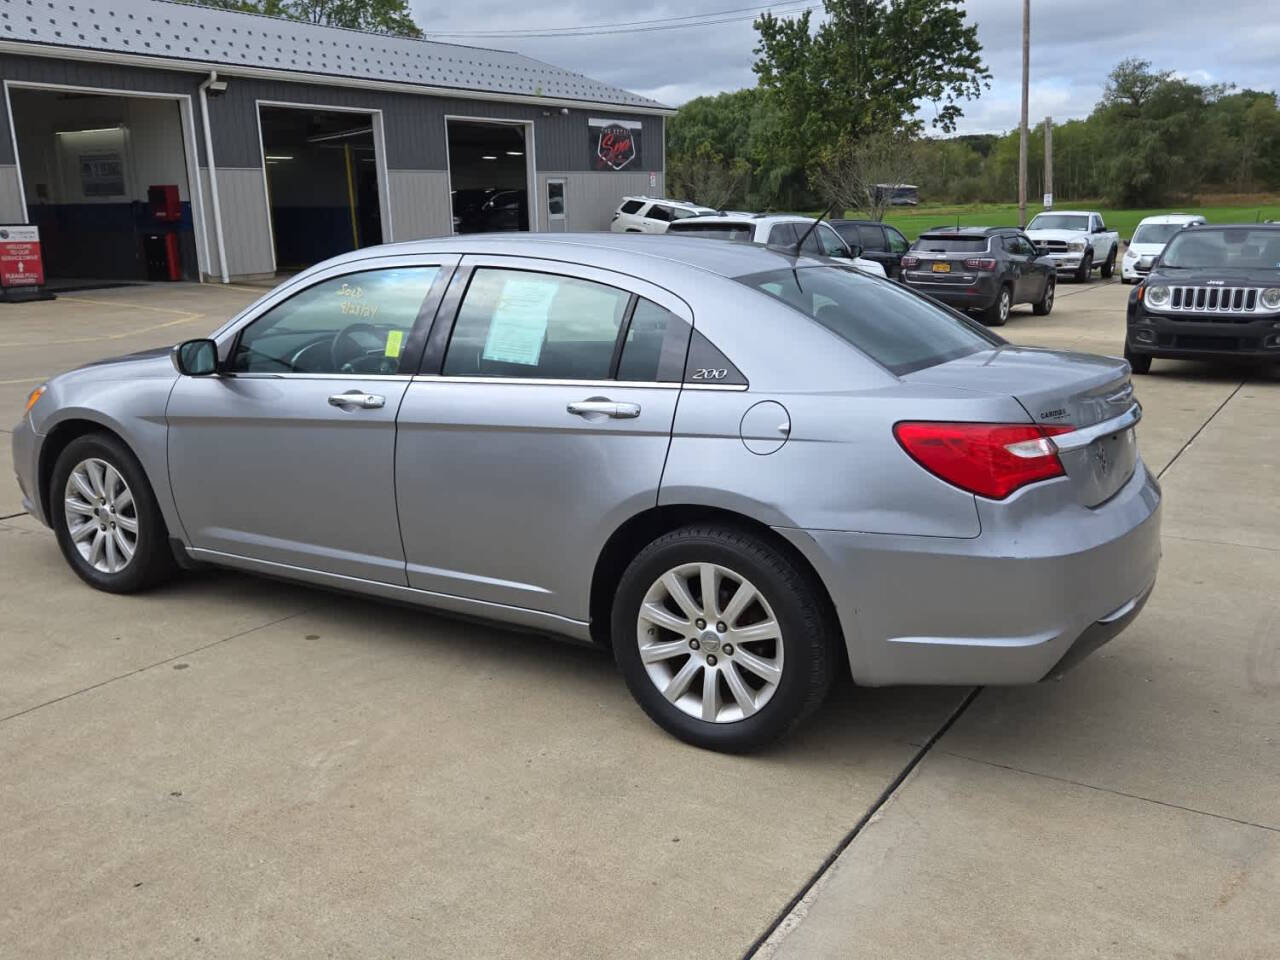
<box><xmin>900</xmin><ymin>255</ymin><xmax>920</xmax><ymax>268</ymax></box>
<box><xmin>964</xmin><ymin>257</ymin><xmax>997</xmax><ymax>271</ymax></box>
<box><xmin>893</xmin><ymin>422</ymin><xmax>1075</xmax><ymax>500</ymax></box>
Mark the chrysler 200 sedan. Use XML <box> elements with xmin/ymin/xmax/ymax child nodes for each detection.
<box><xmin>12</xmin><ymin>235</ymin><xmax>1162</xmax><ymax>752</ymax></box>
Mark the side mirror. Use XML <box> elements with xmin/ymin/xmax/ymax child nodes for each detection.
<box><xmin>173</xmin><ymin>338</ymin><xmax>219</xmax><ymax>376</ymax></box>
<box><xmin>845</xmin><ymin>243</ymin><xmax>862</xmax><ymax>259</ymax></box>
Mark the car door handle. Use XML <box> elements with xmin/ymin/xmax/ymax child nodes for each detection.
<box><xmin>567</xmin><ymin>399</ymin><xmax>641</xmax><ymax>419</ymax></box>
<box><xmin>328</xmin><ymin>391</ymin><xmax>385</xmax><ymax>409</ymax></box>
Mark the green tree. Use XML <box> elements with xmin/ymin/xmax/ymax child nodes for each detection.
<box><xmin>187</xmin><ymin>0</ymin><xmax>422</xmax><ymax>37</ymax></box>
<box><xmin>752</xmin><ymin>0</ymin><xmax>989</xmax><ymax>170</ymax></box>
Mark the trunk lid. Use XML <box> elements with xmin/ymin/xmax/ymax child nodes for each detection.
<box><xmin>905</xmin><ymin>346</ymin><xmax>1138</xmax><ymax>506</ymax></box>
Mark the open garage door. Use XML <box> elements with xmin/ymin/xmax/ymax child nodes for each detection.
<box><xmin>447</xmin><ymin>119</ymin><xmax>533</xmax><ymax>234</ymax></box>
<box><xmin>258</xmin><ymin>105</ymin><xmax>384</xmax><ymax>271</ymax></box>
<box><xmin>8</xmin><ymin>87</ymin><xmax>200</xmax><ymax>289</ymax></box>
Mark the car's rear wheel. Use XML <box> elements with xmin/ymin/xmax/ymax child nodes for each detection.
<box><xmin>50</xmin><ymin>433</ymin><xmax>177</xmax><ymax>593</ymax></box>
<box><xmin>1032</xmin><ymin>277</ymin><xmax>1056</xmax><ymax>315</ymax></box>
<box><xmin>982</xmin><ymin>285</ymin><xmax>1012</xmax><ymax>326</ymax></box>
<box><xmin>1124</xmin><ymin>343</ymin><xmax>1152</xmax><ymax>374</ymax></box>
<box><xmin>1101</xmin><ymin>247</ymin><xmax>1116</xmax><ymax>279</ymax></box>
<box><xmin>1075</xmin><ymin>252</ymin><xmax>1093</xmax><ymax>283</ymax></box>
<box><xmin>612</xmin><ymin>525</ymin><xmax>836</xmax><ymax>752</ymax></box>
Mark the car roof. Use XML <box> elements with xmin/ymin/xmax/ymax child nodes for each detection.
<box><xmin>309</xmin><ymin>233</ymin><xmax>835</xmax><ymax>281</ymax></box>
<box><xmin>622</xmin><ymin>196</ymin><xmax>714</xmax><ymax>211</ymax></box>
<box><xmin>1136</xmin><ymin>214</ymin><xmax>1204</xmax><ymax>225</ymax></box>
<box><xmin>917</xmin><ymin>226</ymin><xmax>1014</xmax><ymax>237</ymax></box>
<box><xmin>1031</xmin><ymin>210</ymin><xmax>1094</xmax><ymax>217</ymax></box>
<box><xmin>1179</xmin><ymin>222</ymin><xmax>1280</xmax><ymax>232</ymax></box>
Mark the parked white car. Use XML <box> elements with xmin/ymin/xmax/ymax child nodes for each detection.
<box><xmin>1121</xmin><ymin>213</ymin><xmax>1206</xmax><ymax>284</ymax></box>
<box><xmin>665</xmin><ymin>214</ymin><xmax>888</xmax><ymax>277</ymax></box>
<box><xmin>1025</xmin><ymin>210</ymin><xmax>1120</xmax><ymax>282</ymax></box>
<box><xmin>610</xmin><ymin>197</ymin><xmax>718</xmax><ymax>234</ymax></box>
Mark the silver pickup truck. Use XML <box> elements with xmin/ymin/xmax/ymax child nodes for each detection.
<box><xmin>1025</xmin><ymin>210</ymin><xmax>1120</xmax><ymax>282</ymax></box>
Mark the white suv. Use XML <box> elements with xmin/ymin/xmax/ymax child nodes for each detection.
<box><xmin>611</xmin><ymin>197</ymin><xmax>718</xmax><ymax>234</ymax></box>
<box><xmin>666</xmin><ymin>214</ymin><xmax>888</xmax><ymax>277</ymax></box>
<box><xmin>1121</xmin><ymin>213</ymin><xmax>1206</xmax><ymax>284</ymax></box>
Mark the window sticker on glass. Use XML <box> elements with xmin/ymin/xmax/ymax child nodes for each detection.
<box><xmin>384</xmin><ymin>329</ymin><xmax>404</xmax><ymax>358</ymax></box>
<box><xmin>481</xmin><ymin>275</ymin><xmax>559</xmax><ymax>366</ymax></box>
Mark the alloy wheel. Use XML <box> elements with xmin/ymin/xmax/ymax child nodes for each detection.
<box><xmin>999</xmin><ymin>290</ymin><xmax>1011</xmax><ymax>322</ymax></box>
<box><xmin>64</xmin><ymin>457</ymin><xmax>138</xmax><ymax>574</ymax></box>
<box><xmin>635</xmin><ymin>562</ymin><xmax>784</xmax><ymax>723</ymax></box>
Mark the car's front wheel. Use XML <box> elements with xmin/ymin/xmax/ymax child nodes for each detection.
<box><xmin>612</xmin><ymin>525</ymin><xmax>836</xmax><ymax>752</ymax></box>
<box><xmin>50</xmin><ymin>433</ymin><xmax>177</xmax><ymax>593</ymax></box>
<box><xmin>1101</xmin><ymin>247</ymin><xmax>1116</xmax><ymax>279</ymax></box>
<box><xmin>1076</xmin><ymin>252</ymin><xmax>1093</xmax><ymax>283</ymax></box>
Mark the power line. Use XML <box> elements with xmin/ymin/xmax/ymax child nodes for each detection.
<box><xmin>422</xmin><ymin>2</ymin><xmax>817</xmax><ymax>40</ymax></box>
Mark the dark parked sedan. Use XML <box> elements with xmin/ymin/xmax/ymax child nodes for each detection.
<box><xmin>901</xmin><ymin>227</ymin><xmax>1056</xmax><ymax>325</ymax></box>
<box><xmin>830</xmin><ymin>219</ymin><xmax>911</xmax><ymax>278</ymax></box>
<box><xmin>1125</xmin><ymin>223</ymin><xmax>1280</xmax><ymax>372</ymax></box>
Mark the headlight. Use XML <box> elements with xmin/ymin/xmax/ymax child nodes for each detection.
<box><xmin>1068</xmin><ymin>240</ymin><xmax>1087</xmax><ymax>252</ymax></box>
<box><xmin>24</xmin><ymin>384</ymin><xmax>46</xmax><ymax>415</ymax></box>
<box><xmin>1146</xmin><ymin>284</ymin><xmax>1170</xmax><ymax>306</ymax></box>
<box><xmin>1260</xmin><ymin>287</ymin><xmax>1280</xmax><ymax>310</ymax></box>
<box><xmin>1124</xmin><ymin>248</ymin><xmax>1137</xmax><ymax>259</ymax></box>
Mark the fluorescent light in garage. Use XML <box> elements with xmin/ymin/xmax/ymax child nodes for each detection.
<box><xmin>481</xmin><ymin>155</ymin><xmax>498</xmax><ymax>160</ymax></box>
<box><xmin>265</xmin><ymin>155</ymin><xmax>294</xmax><ymax>160</ymax></box>
<box><xmin>506</xmin><ymin>150</ymin><xmax>523</xmax><ymax>156</ymax></box>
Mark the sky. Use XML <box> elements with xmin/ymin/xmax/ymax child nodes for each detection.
<box><xmin>411</xmin><ymin>0</ymin><xmax>1280</xmax><ymax>134</ymax></box>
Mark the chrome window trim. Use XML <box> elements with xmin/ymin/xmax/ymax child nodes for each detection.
<box><xmin>411</xmin><ymin>375</ymin><xmax>747</xmax><ymax>391</ymax></box>
<box><xmin>222</xmin><ymin>372</ymin><xmax>414</xmax><ymax>382</ymax></box>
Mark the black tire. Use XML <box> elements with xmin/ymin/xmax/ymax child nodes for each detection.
<box><xmin>982</xmin><ymin>285</ymin><xmax>1012</xmax><ymax>326</ymax></box>
<box><xmin>1124</xmin><ymin>343</ymin><xmax>1152</xmax><ymax>374</ymax></box>
<box><xmin>1032</xmin><ymin>277</ymin><xmax>1056</xmax><ymax>316</ymax></box>
<box><xmin>50</xmin><ymin>432</ymin><xmax>178</xmax><ymax>593</ymax></box>
<box><xmin>1101</xmin><ymin>247</ymin><xmax>1116</xmax><ymax>279</ymax></box>
<box><xmin>612</xmin><ymin>524</ymin><xmax>837</xmax><ymax>752</ymax></box>
<box><xmin>1075</xmin><ymin>252</ymin><xmax>1093</xmax><ymax>283</ymax></box>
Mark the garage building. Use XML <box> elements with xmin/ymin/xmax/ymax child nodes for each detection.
<box><xmin>0</xmin><ymin>0</ymin><xmax>671</xmax><ymax>285</ymax></box>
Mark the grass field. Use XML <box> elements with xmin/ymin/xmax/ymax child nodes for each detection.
<box><xmin>870</xmin><ymin>200</ymin><xmax>1280</xmax><ymax>241</ymax></box>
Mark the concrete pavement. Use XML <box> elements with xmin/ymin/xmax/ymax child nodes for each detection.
<box><xmin>2</xmin><ymin>275</ymin><xmax>1277</xmax><ymax>958</ymax></box>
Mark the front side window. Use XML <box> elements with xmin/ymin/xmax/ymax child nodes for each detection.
<box><xmin>856</xmin><ymin>225</ymin><xmax>884</xmax><ymax>251</ymax></box>
<box><xmin>443</xmin><ymin>268</ymin><xmax>631</xmax><ymax>379</ymax></box>
<box><xmin>736</xmin><ymin>266</ymin><xmax>999</xmax><ymax>376</ymax></box>
<box><xmin>816</xmin><ymin>224</ymin><xmax>848</xmax><ymax>257</ymax></box>
<box><xmin>230</xmin><ymin>267</ymin><xmax>440</xmax><ymax>375</ymax></box>
<box><xmin>885</xmin><ymin>228</ymin><xmax>909</xmax><ymax>253</ymax></box>
<box><xmin>646</xmin><ymin>204</ymin><xmax>672</xmax><ymax>223</ymax></box>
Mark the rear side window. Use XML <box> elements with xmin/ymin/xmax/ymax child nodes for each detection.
<box><xmin>736</xmin><ymin>266</ymin><xmax>998</xmax><ymax>376</ymax></box>
<box><xmin>856</xmin><ymin>225</ymin><xmax>884</xmax><ymax>250</ymax></box>
<box><xmin>911</xmin><ymin>234</ymin><xmax>989</xmax><ymax>253</ymax></box>
<box><xmin>885</xmin><ymin>228</ymin><xmax>909</xmax><ymax>253</ymax></box>
<box><xmin>444</xmin><ymin>268</ymin><xmax>630</xmax><ymax>380</ymax></box>
<box><xmin>617</xmin><ymin>299</ymin><xmax>691</xmax><ymax>382</ymax></box>
<box><xmin>619</xmin><ymin>200</ymin><xmax>644</xmax><ymax>215</ymax></box>
<box><xmin>767</xmin><ymin>223</ymin><xmax>798</xmax><ymax>246</ymax></box>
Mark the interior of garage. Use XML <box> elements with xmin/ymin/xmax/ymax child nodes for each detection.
<box><xmin>446</xmin><ymin>120</ymin><xmax>531</xmax><ymax>234</ymax></box>
<box><xmin>258</xmin><ymin>106</ymin><xmax>382</xmax><ymax>270</ymax></box>
<box><xmin>9</xmin><ymin>88</ymin><xmax>197</xmax><ymax>288</ymax></box>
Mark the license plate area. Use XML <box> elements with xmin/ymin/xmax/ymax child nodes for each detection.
<box><xmin>931</xmin><ymin>262</ymin><xmax>951</xmax><ymax>273</ymax></box>
<box><xmin>1068</xmin><ymin>427</ymin><xmax>1138</xmax><ymax>507</ymax></box>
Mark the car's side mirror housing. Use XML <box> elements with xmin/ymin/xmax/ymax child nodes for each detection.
<box><xmin>173</xmin><ymin>338</ymin><xmax>219</xmax><ymax>376</ymax></box>
<box><xmin>844</xmin><ymin>243</ymin><xmax>862</xmax><ymax>260</ymax></box>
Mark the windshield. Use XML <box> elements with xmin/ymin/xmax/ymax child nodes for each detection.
<box><xmin>1028</xmin><ymin>214</ymin><xmax>1090</xmax><ymax>231</ymax></box>
<box><xmin>736</xmin><ymin>266</ymin><xmax>999</xmax><ymax>375</ymax></box>
<box><xmin>1131</xmin><ymin>223</ymin><xmax>1187</xmax><ymax>245</ymax></box>
<box><xmin>911</xmin><ymin>234</ymin><xmax>989</xmax><ymax>253</ymax></box>
<box><xmin>668</xmin><ymin>222</ymin><xmax>755</xmax><ymax>241</ymax></box>
<box><xmin>1161</xmin><ymin>228</ymin><xmax>1280</xmax><ymax>269</ymax></box>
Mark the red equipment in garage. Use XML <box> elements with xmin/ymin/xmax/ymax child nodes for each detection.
<box><xmin>144</xmin><ymin>184</ymin><xmax>182</xmax><ymax>280</ymax></box>
<box><xmin>148</xmin><ymin>184</ymin><xmax>181</xmax><ymax>222</ymax></box>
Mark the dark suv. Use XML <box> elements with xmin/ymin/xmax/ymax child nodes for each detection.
<box><xmin>1125</xmin><ymin>223</ymin><xmax>1280</xmax><ymax>373</ymax></box>
<box><xmin>900</xmin><ymin>227</ymin><xmax>1056</xmax><ymax>325</ymax></box>
<box><xmin>830</xmin><ymin>219</ymin><xmax>911</xmax><ymax>278</ymax></box>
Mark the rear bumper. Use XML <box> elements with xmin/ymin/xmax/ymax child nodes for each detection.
<box><xmin>777</xmin><ymin>461</ymin><xmax>1162</xmax><ymax>686</ymax></box>
<box><xmin>903</xmin><ymin>275</ymin><xmax>999</xmax><ymax>309</ymax></box>
<box><xmin>1128</xmin><ymin>310</ymin><xmax>1280</xmax><ymax>360</ymax></box>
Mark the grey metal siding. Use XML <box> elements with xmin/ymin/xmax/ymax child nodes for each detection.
<box><xmin>0</xmin><ymin>163</ymin><xmax>22</xmax><ymax>221</ymax></box>
<box><xmin>199</xmin><ymin>166</ymin><xmax>273</xmax><ymax>278</ymax></box>
<box><xmin>386</xmin><ymin>169</ymin><xmax>451</xmax><ymax>241</ymax></box>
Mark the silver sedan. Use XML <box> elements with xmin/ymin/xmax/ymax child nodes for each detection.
<box><xmin>12</xmin><ymin>235</ymin><xmax>1161</xmax><ymax>751</ymax></box>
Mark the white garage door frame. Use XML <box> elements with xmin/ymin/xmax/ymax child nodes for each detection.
<box><xmin>254</xmin><ymin>99</ymin><xmax>394</xmax><ymax>275</ymax></box>
<box><xmin>443</xmin><ymin>115</ymin><xmax>539</xmax><ymax>234</ymax></box>
<box><xmin>2</xmin><ymin>79</ymin><xmax>213</xmax><ymax>281</ymax></box>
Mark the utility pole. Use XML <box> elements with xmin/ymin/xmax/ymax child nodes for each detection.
<box><xmin>1043</xmin><ymin>116</ymin><xmax>1053</xmax><ymax>209</ymax></box>
<box><xmin>1018</xmin><ymin>0</ymin><xmax>1030</xmax><ymax>227</ymax></box>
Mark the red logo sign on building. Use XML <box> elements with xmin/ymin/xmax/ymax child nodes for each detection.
<box><xmin>0</xmin><ymin>225</ymin><xmax>45</xmax><ymax>288</ymax></box>
<box><xmin>589</xmin><ymin>118</ymin><xmax>642</xmax><ymax>172</ymax></box>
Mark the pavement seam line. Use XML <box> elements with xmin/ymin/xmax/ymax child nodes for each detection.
<box><xmin>0</xmin><ymin>607</ymin><xmax>315</xmax><ymax>725</ymax></box>
<box><xmin>741</xmin><ymin>686</ymin><xmax>984</xmax><ymax>960</ymax></box>
<box><xmin>0</xmin><ymin>511</ymin><xmax>28</xmax><ymax>520</ymax></box>
<box><xmin>1156</xmin><ymin>377</ymin><xmax>1247</xmax><ymax>480</ymax></box>
<box><xmin>935</xmin><ymin>748</ymin><xmax>1280</xmax><ymax>834</ymax></box>
<box><xmin>1163</xmin><ymin>533</ymin><xmax>1280</xmax><ymax>555</ymax></box>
